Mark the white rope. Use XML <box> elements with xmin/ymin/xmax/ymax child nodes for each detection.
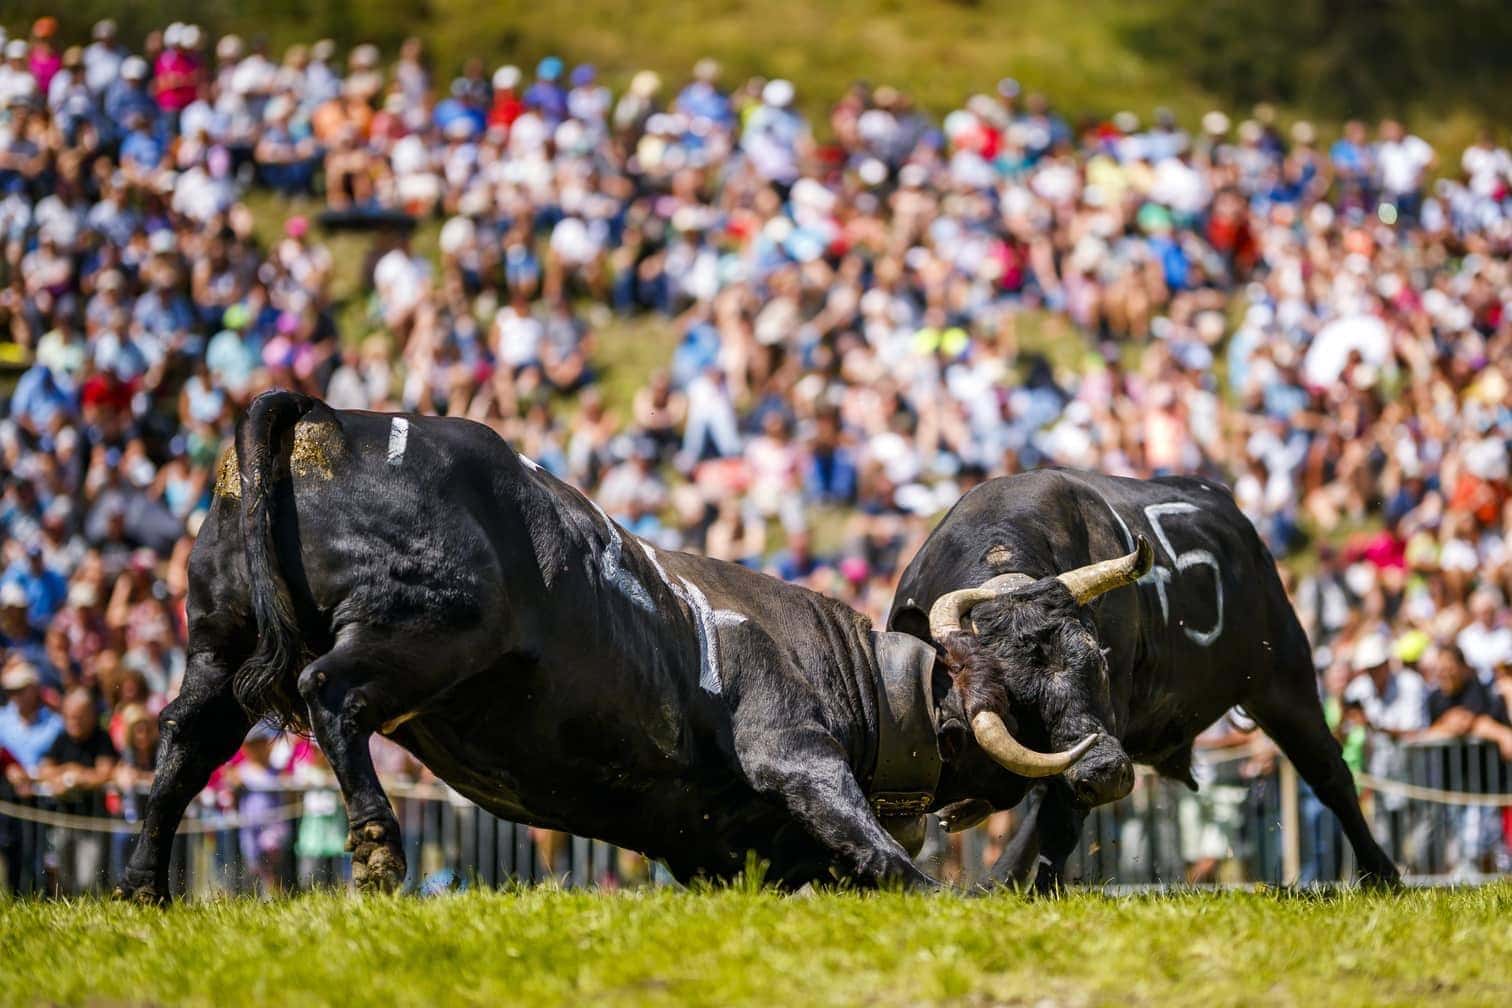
<box><xmin>0</xmin><ymin>796</ymin><xmax>307</xmax><ymax>834</ymax></box>
<box><xmin>1353</xmin><ymin>773</ymin><xmax>1512</xmax><ymax>808</ymax></box>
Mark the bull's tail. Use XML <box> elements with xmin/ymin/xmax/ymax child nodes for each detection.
<box><xmin>234</xmin><ymin>389</ymin><xmax>316</xmax><ymax>729</ymax></box>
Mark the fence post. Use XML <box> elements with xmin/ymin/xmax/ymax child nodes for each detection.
<box><xmin>1280</xmin><ymin>757</ymin><xmax>1300</xmax><ymax>886</ymax></box>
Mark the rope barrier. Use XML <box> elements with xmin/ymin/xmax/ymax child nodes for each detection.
<box><xmin>1353</xmin><ymin>773</ymin><xmax>1512</xmax><ymax>808</ymax></box>
<box><xmin>0</xmin><ymin>750</ymin><xmax>1507</xmax><ymax>831</ymax></box>
<box><xmin>0</xmin><ymin>796</ymin><xmax>307</xmax><ymax>833</ymax></box>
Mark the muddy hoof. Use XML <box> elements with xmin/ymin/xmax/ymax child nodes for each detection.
<box><xmin>112</xmin><ymin>873</ymin><xmax>168</xmax><ymax>906</ymax></box>
<box><xmin>349</xmin><ymin>821</ymin><xmax>407</xmax><ymax>893</ymax></box>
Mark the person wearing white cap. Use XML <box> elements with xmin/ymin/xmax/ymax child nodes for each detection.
<box><xmin>0</xmin><ymin>39</ymin><xmax>33</xmax><ymax>109</ymax></box>
<box><xmin>155</xmin><ymin>21</ymin><xmax>205</xmax><ymax>120</ymax></box>
<box><xmin>304</xmin><ymin>39</ymin><xmax>342</xmax><ymax>106</ymax></box>
<box><xmin>84</xmin><ymin>19</ymin><xmax>125</xmax><ymax>94</ymax></box>
<box><xmin>742</xmin><ymin>78</ymin><xmax>808</xmax><ymax>186</ymax></box>
<box><xmin>1344</xmin><ymin>630</ymin><xmax>1429</xmax><ymax>816</ymax></box>
<box><xmin>0</xmin><ymin>659</ymin><xmax>62</xmax><ymax>775</ymax></box>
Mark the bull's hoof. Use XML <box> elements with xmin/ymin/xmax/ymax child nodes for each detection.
<box><xmin>112</xmin><ymin>872</ymin><xmax>169</xmax><ymax>906</ymax></box>
<box><xmin>349</xmin><ymin>821</ymin><xmax>407</xmax><ymax>893</ymax></box>
<box><xmin>1358</xmin><ymin>866</ymin><xmax>1404</xmax><ymax>891</ymax></box>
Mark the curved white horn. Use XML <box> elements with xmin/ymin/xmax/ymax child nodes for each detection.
<box><xmin>927</xmin><ymin>572</ymin><xmax>1033</xmax><ymax>640</ymax></box>
<box><xmin>1056</xmin><ymin>535</ymin><xmax>1154</xmax><ymax>605</ymax></box>
<box><xmin>970</xmin><ymin>711</ymin><xmax>1097</xmax><ymax>777</ymax></box>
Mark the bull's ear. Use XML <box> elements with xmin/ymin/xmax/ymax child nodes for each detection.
<box><xmin>889</xmin><ymin>603</ymin><xmax>930</xmax><ymax>643</ymax></box>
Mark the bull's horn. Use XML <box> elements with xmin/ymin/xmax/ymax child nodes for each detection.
<box><xmin>970</xmin><ymin>711</ymin><xmax>1098</xmax><ymax>777</ymax></box>
<box><xmin>927</xmin><ymin>572</ymin><xmax>1032</xmax><ymax>639</ymax></box>
<box><xmin>1055</xmin><ymin>535</ymin><xmax>1154</xmax><ymax>605</ymax></box>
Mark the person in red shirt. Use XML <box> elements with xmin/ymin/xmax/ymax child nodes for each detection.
<box><xmin>487</xmin><ymin>65</ymin><xmax>524</xmax><ymax>135</ymax></box>
<box><xmin>152</xmin><ymin>24</ymin><xmax>203</xmax><ymax>123</ymax></box>
<box><xmin>27</xmin><ymin>18</ymin><xmax>62</xmax><ymax>95</ymax></box>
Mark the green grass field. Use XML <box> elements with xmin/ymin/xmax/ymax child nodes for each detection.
<box><xmin>3</xmin><ymin>884</ymin><xmax>1509</xmax><ymax>1006</ymax></box>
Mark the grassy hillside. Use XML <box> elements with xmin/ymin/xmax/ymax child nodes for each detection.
<box><xmin>3</xmin><ymin>885</ymin><xmax>1509</xmax><ymax>1006</ymax></box>
<box><xmin>4</xmin><ymin>1</ymin><xmax>1505</xmax><ymax>152</ymax></box>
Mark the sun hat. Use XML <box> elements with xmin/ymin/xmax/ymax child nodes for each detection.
<box><xmin>762</xmin><ymin>78</ymin><xmax>795</xmax><ymax>108</ymax></box>
<box><xmin>1351</xmin><ymin>633</ymin><xmax>1392</xmax><ymax>671</ymax></box>
<box><xmin>1</xmin><ymin>662</ymin><xmax>40</xmax><ymax>691</ymax></box>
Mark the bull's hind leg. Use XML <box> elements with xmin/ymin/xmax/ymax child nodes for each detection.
<box><xmin>296</xmin><ymin>630</ymin><xmax>467</xmax><ymax>892</ymax></box>
<box><xmin>1246</xmin><ymin>644</ymin><xmax>1401</xmax><ymax>887</ymax></box>
<box><xmin>116</xmin><ymin>651</ymin><xmax>252</xmax><ymax>903</ymax></box>
<box><xmin>297</xmin><ymin>646</ymin><xmax>409</xmax><ymax>892</ymax></box>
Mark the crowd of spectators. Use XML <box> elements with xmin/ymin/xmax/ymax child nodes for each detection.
<box><xmin>0</xmin><ymin>15</ymin><xmax>1509</xmax><ymax>890</ymax></box>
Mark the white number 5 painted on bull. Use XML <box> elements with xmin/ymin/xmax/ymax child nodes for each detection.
<box><xmin>1143</xmin><ymin>503</ymin><xmax>1224</xmax><ymax>647</ymax></box>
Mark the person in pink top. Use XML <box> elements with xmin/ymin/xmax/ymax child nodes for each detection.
<box><xmin>152</xmin><ymin>23</ymin><xmax>203</xmax><ymax>121</ymax></box>
<box><xmin>27</xmin><ymin>18</ymin><xmax>62</xmax><ymax>95</ymax></box>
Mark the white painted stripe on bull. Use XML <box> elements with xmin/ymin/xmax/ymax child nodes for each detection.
<box><xmin>642</xmin><ymin>545</ymin><xmax>742</xmax><ymax>695</ymax></box>
<box><xmin>584</xmin><ymin>499</ymin><xmax>656</xmax><ymax>614</ymax></box>
<box><xmin>386</xmin><ymin>417</ymin><xmax>409</xmax><ymax>466</ymax></box>
<box><xmin>1103</xmin><ymin>492</ymin><xmax>1174</xmax><ymax>623</ymax></box>
<box><xmin>1101</xmin><ymin>492</ymin><xmax>1223</xmax><ymax>647</ymax></box>
<box><xmin>1142</xmin><ymin>502</ymin><xmax>1223</xmax><ymax>647</ymax></box>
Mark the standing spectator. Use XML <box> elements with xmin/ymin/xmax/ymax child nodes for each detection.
<box><xmin>1374</xmin><ymin>119</ymin><xmax>1435</xmax><ymax>223</ymax></box>
<box><xmin>36</xmin><ymin>688</ymin><xmax>117</xmax><ymax>893</ymax></box>
<box><xmin>0</xmin><ymin>662</ymin><xmax>61</xmax><ymax>774</ymax></box>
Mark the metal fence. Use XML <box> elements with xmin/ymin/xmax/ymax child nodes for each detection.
<box><xmin>1</xmin><ymin>738</ymin><xmax>1508</xmax><ymax>898</ymax></box>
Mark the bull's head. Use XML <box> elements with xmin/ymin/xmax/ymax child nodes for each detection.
<box><xmin>929</xmin><ymin>536</ymin><xmax>1153</xmax><ymax>807</ymax></box>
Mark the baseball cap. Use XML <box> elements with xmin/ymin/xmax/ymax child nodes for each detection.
<box><xmin>492</xmin><ymin>65</ymin><xmax>520</xmax><ymax>90</ymax></box>
<box><xmin>5</xmin><ymin>39</ymin><xmax>28</xmax><ymax>60</ymax></box>
<box><xmin>1351</xmin><ymin>634</ymin><xmax>1392</xmax><ymax>672</ymax></box>
<box><xmin>762</xmin><ymin>79</ymin><xmax>795</xmax><ymax>108</ymax></box>
<box><xmin>536</xmin><ymin>56</ymin><xmax>563</xmax><ymax>81</ymax></box>
<box><xmin>1</xmin><ymin>663</ymin><xmax>40</xmax><ymax>691</ymax></box>
<box><xmin>1</xmin><ymin>582</ymin><xmax>27</xmax><ymax>608</ymax></box>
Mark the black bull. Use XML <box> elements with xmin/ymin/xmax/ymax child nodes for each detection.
<box><xmin>887</xmin><ymin>468</ymin><xmax>1400</xmax><ymax>888</ymax></box>
<box><xmin>120</xmin><ymin>391</ymin><xmax>1067</xmax><ymax>899</ymax></box>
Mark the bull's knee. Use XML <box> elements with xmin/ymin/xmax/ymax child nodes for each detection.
<box><xmin>298</xmin><ymin>661</ymin><xmax>384</xmax><ymax>733</ymax></box>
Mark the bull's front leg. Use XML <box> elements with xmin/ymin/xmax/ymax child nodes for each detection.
<box><xmin>987</xmin><ymin>781</ymin><xmax>1086</xmax><ymax>895</ymax></box>
<box><xmin>116</xmin><ymin>650</ymin><xmax>252</xmax><ymax>904</ymax></box>
<box><xmin>738</xmin><ymin>727</ymin><xmax>940</xmax><ymax>890</ymax></box>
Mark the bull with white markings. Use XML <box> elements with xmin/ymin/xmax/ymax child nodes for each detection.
<box><xmin>888</xmin><ymin>468</ymin><xmax>1400</xmax><ymax>890</ymax></box>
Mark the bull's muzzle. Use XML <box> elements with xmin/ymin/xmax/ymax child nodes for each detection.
<box><xmin>1062</xmin><ymin>744</ymin><xmax>1134</xmax><ymax>806</ymax></box>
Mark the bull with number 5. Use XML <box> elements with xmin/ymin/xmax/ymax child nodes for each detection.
<box><xmin>888</xmin><ymin>468</ymin><xmax>1400</xmax><ymax>889</ymax></box>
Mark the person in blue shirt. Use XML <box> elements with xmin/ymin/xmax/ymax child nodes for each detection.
<box><xmin>9</xmin><ymin>362</ymin><xmax>75</xmax><ymax>437</ymax></box>
<box><xmin>675</xmin><ymin>59</ymin><xmax>733</xmax><ymax>131</ymax></box>
<box><xmin>118</xmin><ymin>113</ymin><xmax>164</xmax><ymax>177</ymax></box>
<box><xmin>2</xmin><ymin>545</ymin><xmax>68</xmax><ymax>633</ymax></box>
<box><xmin>433</xmin><ymin>78</ymin><xmax>486</xmax><ymax>137</ymax></box>
<box><xmin>0</xmin><ymin>663</ymin><xmax>63</xmax><ymax>776</ymax></box>
<box><xmin>523</xmin><ymin>57</ymin><xmax>567</xmax><ymax>127</ymax></box>
<box><xmin>103</xmin><ymin>58</ymin><xmax>158</xmax><ymax>142</ymax></box>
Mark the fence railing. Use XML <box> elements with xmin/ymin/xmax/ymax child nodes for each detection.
<box><xmin>1</xmin><ymin>738</ymin><xmax>1507</xmax><ymax>897</ymax></box>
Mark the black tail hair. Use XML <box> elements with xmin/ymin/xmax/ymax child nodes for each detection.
<box><xmin>233</xmin><ymin>389</ymin><xmax>315</xmax><ymax>730</ymax></box>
